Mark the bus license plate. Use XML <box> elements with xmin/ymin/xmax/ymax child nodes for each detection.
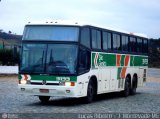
<box><xmin>40</xmin><ymin>89</ymin><xmax>49</xmax><ymax>93</ymax></box>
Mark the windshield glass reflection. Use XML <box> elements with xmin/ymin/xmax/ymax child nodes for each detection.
<box><xmin>20</xmin><ymin>44</ymin><xmax>78</xmax><ymax>74</ymax></box>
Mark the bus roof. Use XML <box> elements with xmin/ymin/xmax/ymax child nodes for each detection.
<box><xmin>26</xmin><ymin>20</ymin><xmax>148</xmax><ymax>38</ymax></box>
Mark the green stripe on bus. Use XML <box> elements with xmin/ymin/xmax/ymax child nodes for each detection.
<box><xmin>91</xmin><ymin>53</ymin><xmax>96</xmax><ymax>68</ymax></box>
<box><xmin>19</xmin><ymin>74</ymin><xmax>77</xmax><ymax>82</ymax></box>
<box><xmin>130</xmin><ymin>56</ymin><xmax>134</xmax><ymax>66</ymax></box>
<box><xmin>92</xmin><ymin>52</ymin><xmax>148</xmax><ymax>67</ymax></box>
<box><xmin>105</xmin><ymin>54</ymin><xmax>116</xmax><ymax>66</ymax></box>
<box><xmin>117</xmin><ymin>67</ymin><xmax>122</xmax><ymax>79</ymax></box>
<box><xmin>130</xmin><ymin>56</ymin><xmax>148</xmax><ymax>66</ymax></box>
<box><xmin>18</xmin><ymin>75</ymin><xmax>22</xmax><ymax>80</ymax></box>
<box><xmin>92</xmin><ymin>53</ymin><xmax>117</xmax><ymax>68</ymax></box>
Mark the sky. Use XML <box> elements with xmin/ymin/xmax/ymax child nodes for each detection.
<box><xmin>0</xmin><ymin>0</ymin><xmax>160</xmax><ymax>38</ymax></box>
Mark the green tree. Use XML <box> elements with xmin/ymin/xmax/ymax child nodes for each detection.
<box><xmin>0</xmin><ymin>49</ymin><xmax>13</xmax><ymax>65</ymax></box>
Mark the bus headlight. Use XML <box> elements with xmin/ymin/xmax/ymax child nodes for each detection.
<box><xmin>20</xmin><ymin>80</ymin><xmax>30</xmax><ymax>84</ymax></box>
<box><xmin>65</xmin><ymin>82</ymin><xmax>75</xmax><ymax>86</ymax></box>
<box><xmin>20</xmin><ymin>80</ymin><xmax>27</xmax><ymax>84</ymax></box>
<box><xmin>59</xmin><ymin>82</ymin><xmax>75</xmax><ymax>86</ymax></box>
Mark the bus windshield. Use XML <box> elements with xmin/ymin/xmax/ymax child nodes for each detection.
<box><xmin>23</xmin><ymin>26</ymin><xmax>79</xmax><ymax>41</ymax></box>
<box><xmin>20</xmin><ymin>44</ymin><xmax>78</xmax><ymax>74</ymax></box>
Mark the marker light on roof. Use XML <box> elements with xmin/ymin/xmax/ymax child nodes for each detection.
<box><xmin>130</xmin><ymin>32</ymin><xmax>134</xmax><ymax>35</ymax></box>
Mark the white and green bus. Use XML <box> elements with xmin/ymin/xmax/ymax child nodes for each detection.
<box><xmin>18</xmin><ymin>20</ymin><xmax>148</xmax><ymax>103</ymax></box>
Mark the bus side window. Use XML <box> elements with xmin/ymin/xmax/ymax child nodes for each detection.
<box><xmin>122</xmin><ymin>35</ymin><xmax>129</xmax><ymax>51</ymax></box>
<box><xmin>113</xmin><ymin>33</ymin><xmax>121</xmax><ymax>51</ymax></box>
<box><xmin>102</xmin><ymin>31</ymin><xmax>111</xmax><ymax>50</ymax></box>
<box><xmin>80</xmin><ymin>27</ymin><xmax>90</xmax><ymax>48</ymax></box>
<box><xmin>143</xmin><ymin>39</ymin><xmax>148</xmax><ymax>53</ymax></box>
<box><xmin>91</xmin><ymin>29</ymin><xmax>101</xmax><ymax>49</ymax></box>
<box><xmin>78</xmin><ymin>47</ymin><xmax>91</xmax><ymax>73</ymax></box>
<box><xmin>137</xmin><ymin>38</ymin><xmax>142</xmax><ymax>53</ymax></box>
<box><xmin>129</xmin><ymin>37</ymin><xmax>136</xmax><ymax>52</ymax></box>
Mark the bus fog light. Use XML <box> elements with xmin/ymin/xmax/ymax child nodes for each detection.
<box><xmin>21</xmin><ymin>88</ymin><xmax>25</xmax><ymax>91</ymax></box>
<box><xmin>66</xmin><ymin>90</ymin><xmax>70</xmax><ymax>93</ymax></box>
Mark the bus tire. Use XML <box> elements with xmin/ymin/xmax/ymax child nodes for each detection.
<box><xmin>122</xmin><ymin>77</ymin><xmax>130</xmax><ymax>97</ymax></box>
<box><xmin>85</xmin><ymin>80</ymin><xmax>96</xmax><ymax>103</ymax></box>
<box><xmin>39</xmin><ymin>96</ymin><xmax>50</xmax><ymax>103</ymax></box>
<box><xmin>130</xmin><ymin>75</ymin><xmax>137</xmax><ymax>95</ymax></box>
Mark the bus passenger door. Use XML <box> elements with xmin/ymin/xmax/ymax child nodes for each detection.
<box><xmin>97</xmin><ymin>68</ymin><xmax>103</xmax><ymax>93</ymax></box>
<box><xmin>110</xmin><ymin>68</ymin><xmax>117</xmax><ymax>91</ymax></box>
<box><xmin>104</xmin><ymin>68</ymin><xmax>110</xmax><ymax>92</ymax></box>
<box><xmin>98</xmin><ymin>68</ymin><xmax>110</xmax><ymax>92</ymax></box>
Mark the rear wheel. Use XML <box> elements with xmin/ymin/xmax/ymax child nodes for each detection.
<box><xmin>130</xmin><ymin>76</ymin><xmax>137</xmax><ymax>95</ymax></box>
<box><xmin>85</xmin><ymin>80</ymin><xmax>96</xmax><ymax>103</ymax></box>
<box><xmin>122</xmin><ymin>77</ymin><xmax>130</xmax><ymax>97</ymax></box>
<box><xmin>39</xmin><ymin>96</ymin><xmax>50</xmax><ymax>103</ymax></box>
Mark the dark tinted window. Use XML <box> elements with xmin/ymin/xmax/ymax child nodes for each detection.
<box><xmin>129</xmin><ymin>37</ymin><xmax>136</xmax><ymax>52</ymax></box>
<box><xmin>80</xmin><ymin>27</ymin><xmax>90</xmax><ymax>48</ymax></box>
<box><xmin>92</xmin><ymin>29</ymin><xmax>101</xmax><ymax>49</ymax></box>
<box><xmin>21</xmin><ymin>44</ymin><xmax>46</xmax><ymax>73</ymax></box>
<box><xmin>113</xmin><ymin>33</ymin><xmax>121</xmax><ymax>50</ymax></box>
<box><xmin>143</xmin><ymin>39</ymin><xmax>148</xmax><ymax>53</ymax></box>
<box><xmin>137</xmin><ymin>38</ymin><xmax>142</xmax><ymax>52</ymax></box>
<box><xmin>122</xmin><ymin>35</ymin><xmax>128</xmax><ymax>51</ymax></box>
<box><xmin>21</xmin><ymin>44</ymin><xmax>78</xmax><ymax>74</ymax></box>
<box><xmin>102</xmin><ymin>32</ymin><xmax>111</xmax><ymax>50</ymax></box>
<box><xmin>78</xmin><ymin>47</ymin><xmax>90</xmax><ymax>73</ymax></box>
<box><xmin>46</xmin><ymin>44</ymin><xmax>78</xmax><ymax>74</ymax></box>
<box><xmin>23</xmin><ymin>26</ymin><xmax>79</xmax><ymax>41</ymax></box>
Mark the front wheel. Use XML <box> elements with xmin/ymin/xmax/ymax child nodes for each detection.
<box><xmin>84</xmin><ymin>80</ymin><xmax>96</xmax><ymax>103</ymax></box>
<box><xmin>39</xmin><ymin>96</ymin><xmax>50</xmax><ymax>103</ymax></box>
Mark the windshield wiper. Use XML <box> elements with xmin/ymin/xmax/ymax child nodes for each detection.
<box><xmin>49</xmin><ymin>49</ymin><xmax>54</xmax><ymax>63</ymax></box>
<box><xmin>55</xmin><ymin>65</ymin><xmax>68</xmax><ymax>68</ymax></box>
<box><xmin>42</xmin><ymin>50</ymin><xmax>44</xmax><ymax>65</ymax></box>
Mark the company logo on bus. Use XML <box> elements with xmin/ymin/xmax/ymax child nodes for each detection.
<box><xmin>94</xmin><ymin>53</ymin><xmax>106</xmax><ymax>67</ymax></box>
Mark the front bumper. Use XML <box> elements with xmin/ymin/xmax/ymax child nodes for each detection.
<box><xmin>18</xmin><ymin>84</ymin><xmax>81</xmax><ymax>97</ymax></box>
